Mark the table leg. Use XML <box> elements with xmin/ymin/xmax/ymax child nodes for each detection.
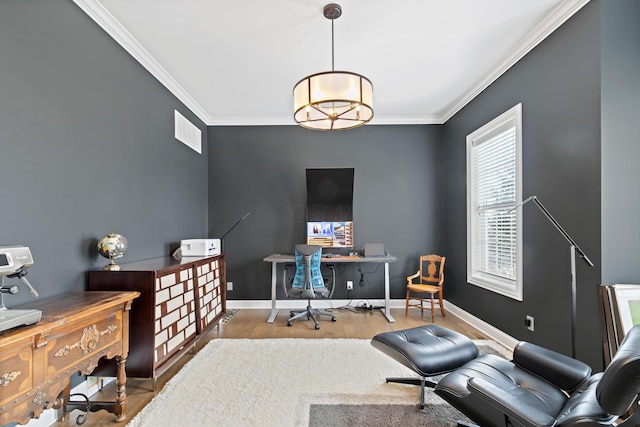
<box><xmin>114</xmin><ymin>355</ymin><xmax>127</xmax><ymax>422</ymax></box>
<box><xmin>267</xmin><ymin>261</ymin><xmax>278</xmax><ymax>323</ymax></box>
<box><xmin>381</xmin><ymin>262</ymin><xmax>395</xmax><ymax>323</ymax></box>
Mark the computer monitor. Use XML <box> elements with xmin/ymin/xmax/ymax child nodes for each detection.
<box><xmin>306</xmin><ymin>221</ymin><xmax>354</xmax><ymax>248</ymax></box>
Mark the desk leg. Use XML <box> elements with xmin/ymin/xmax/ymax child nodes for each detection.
<box><xmin>382</xmin><ymin>262</ymin><xmax>395</xmax><ymax>323</ymax></box>
<box><xmin>267</xmin><ymin>261</ymin><xmax>278</xmax><ymax>323</ymax></box>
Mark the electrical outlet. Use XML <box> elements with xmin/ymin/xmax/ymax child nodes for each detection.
<box><xmin>525</xmin><ymin>315</ymin><xmax>534</xmax><ymax>332</ymax></box>
<box><xmin>227</xmin><ymin>281</ymin><xmax>233</xmax><ymax>291</ymax></box>
<box><xmin>346</xmin><ymin>280</ymin><xmax>353</xmax><ymax>291</ymax></box>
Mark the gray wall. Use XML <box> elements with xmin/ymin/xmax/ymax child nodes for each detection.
<box><xmin>208</xmin><ymin>125</ymin><xmax>444</xmax><ymax>301</ymax></box>
<box><xmin>443</xmin><ymin>2</ymin><xmax>604</xmax><ymax>368</ymax></box>
<box><xmin>0</xmin><ymin>0</ymin><xmax>208</xmax><ymax>307</ymax></box>
<box><xmin>601</xmin><ymin>0</ymin><xmax>640</xmax><ymax>283</ymax></box>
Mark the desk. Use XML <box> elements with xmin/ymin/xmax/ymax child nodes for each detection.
<box><xmin>263</xmin><ymin>254</ymin><xmax>397</xmax><ymax>323</ymax></box>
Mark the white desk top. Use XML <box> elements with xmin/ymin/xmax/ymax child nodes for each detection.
<box><xmin>263</xmin><ymin>253</ymin><xmax>397</xmax><ymax>263</ymax></box>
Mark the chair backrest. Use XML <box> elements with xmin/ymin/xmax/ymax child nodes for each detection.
<box><xmin>292</xmin><ymin>244</ymin><xmax>325</xmax><ymax>298</ymax></box>
<box><xmin>418</xmin><ymin>254</ymin><xmax>446</xmax><ymax>287</ymax></box>
<box><xmin>596</xmin><ymin>324</ymin><xmax>640</xmax><ymax>415</ymax></box>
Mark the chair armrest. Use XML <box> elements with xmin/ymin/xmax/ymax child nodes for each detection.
<box><xmin>467</xmin><ymin>377</ymin><xmax>556</xmax><ymax>427</ymax></box>
<box><xmin>406</xmin><ymin>271</ymin><xmax>419</xmax><ymax>284</ymax></box>
<box><xmin>513</xmin><ymin>342</ymin><xmax>591</xmax><ymax>392</ymax></box>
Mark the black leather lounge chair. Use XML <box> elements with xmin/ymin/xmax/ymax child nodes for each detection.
<box><xmin>434</xmin><ymin>324</ymin><xmax>640</xmax><ymax>427</ymax></box>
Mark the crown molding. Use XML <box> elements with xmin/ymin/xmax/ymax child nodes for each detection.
<box><xmin>72</xmin><ymin>0</ymin><xmax>212</xmax><ymax>125</ymax></box>
<box><xmin>207</xmin><ymin>115</ymin><xmax>444</xmax><ymax>127</ymax></box>
<box><xmin>207</xmin><ymin>116</ymin><xmax>296</xmax><ymax>127</ymax></box>
<box><xmin>369</xmin><ymin>116</ymin><xmax>443</xmax><ymax>125</ymax></box>
<box><xmin>439</xmin><ymin>0</ymin><xmax>591</xmax><ymax>123</ymax></box>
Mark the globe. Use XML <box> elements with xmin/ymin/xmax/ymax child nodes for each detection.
<box><xmin>97</xmin><ymin>233</ymin><xmax>128</xmax><ymax>270</ymax></box>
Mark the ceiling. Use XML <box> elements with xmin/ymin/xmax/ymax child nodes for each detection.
<box><xmin>74</xmin><ymin>0</ymin><xmax>590</xmax><ymax>126</ymax></box>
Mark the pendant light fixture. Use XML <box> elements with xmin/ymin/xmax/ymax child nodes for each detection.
<box><xmin>293</xmin><ymin>3</ymin><xmax>373</xmax><ymax>131</ymax></box>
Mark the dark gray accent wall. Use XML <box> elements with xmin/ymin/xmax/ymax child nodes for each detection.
<box><xmin>0</xmin><ymin>1</ymin><xmax>208</xmax><ymax>307</ymax></box>
<box><xmin>601</xmin><ymin>0</ymin><xmax>640</xmax><ymax>283</ymax></box>
<box><xmin>442</xmin><ymin>2</ymin><xmax>603</xmax><ymax>368</ymax></box>
<box><xmin>208</xmin><ymin>125</ymin><xmax>443</xmax><ymax>301</ymax></box>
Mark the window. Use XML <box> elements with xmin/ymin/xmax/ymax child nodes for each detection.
<box><xmin>467</xmin><ymin>104</ymin><xmax>523</xmax><ymax>300</ymax></box>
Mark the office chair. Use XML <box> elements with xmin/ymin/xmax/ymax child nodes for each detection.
<box><xmin>434</xmin><ymin>324</ymin><xmax>640</xmax><ymax>427</ymax></box>
<box><xmin>283</xmin><ymin>244</ymin><xmax>336</xmax><ymax>330</ymax></box>
<box><xmin>405</xmin><ymin>254</ymin><xmax>446</xmax><ymax>322</ymax></box>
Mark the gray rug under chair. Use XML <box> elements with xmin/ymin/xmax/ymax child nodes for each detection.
<box><xmin>308</xmin><ymin>343</ymin><xmax>504</xmax><ymax>427</ymax></box>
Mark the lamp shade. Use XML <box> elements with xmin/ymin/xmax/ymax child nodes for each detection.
<box><xmin>293</xmin><ymin>71</ymin><xmax>373</xmax><ymax>131</ymax></box>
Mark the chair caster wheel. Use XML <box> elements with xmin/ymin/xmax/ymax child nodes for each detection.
<box><xmin>315</xmin><ymin>324</ymin><xmax>320</xmax><ymax>330</ymax></box>
<box><xmin>287</xmin><ymin>321</ymin><xmax>292</xmax><ymax>326</ymax></box>
<box><xmin>331</xmin><ymin>317</ymin><xmax>337</xmax><ymax>322</ymax></box>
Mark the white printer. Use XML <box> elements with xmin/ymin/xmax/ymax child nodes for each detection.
<box><xmin>180</xmin><ymin>239</ymin><xmax>221</xmax><ymax>256</ymax></box>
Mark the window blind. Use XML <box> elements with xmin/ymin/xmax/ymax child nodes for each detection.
<box><xmin>471</xmin><ymin>127</ymin><xmax>517</xmax><ymax>281</ymax></box>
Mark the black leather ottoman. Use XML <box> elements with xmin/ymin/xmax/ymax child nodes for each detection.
<box><xmin>371</xmin><ymin>324</ymin><xmax>478</xmax><ymax>408</ymax></box>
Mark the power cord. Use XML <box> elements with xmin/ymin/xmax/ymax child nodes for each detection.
<box><xmin>354</xmin><ymin>300</ymin><xmax>384</xmax><ymax>311</ymax></box>
<box><xmin>355</xmin><ymin>263</ymin><xmax>383</xmax><ymax>289</ymax></box>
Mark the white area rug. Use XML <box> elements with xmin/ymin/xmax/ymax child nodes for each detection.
<box><xmin>126</xmin><ymin>338</ymin><xmax>508</xmax><ymax>427</ymax></box>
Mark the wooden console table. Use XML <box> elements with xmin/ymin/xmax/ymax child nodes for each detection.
<box><xmin>0</xmin><ymin>291</ymin><xmax>139</xmax><ymax>425</ymax></box>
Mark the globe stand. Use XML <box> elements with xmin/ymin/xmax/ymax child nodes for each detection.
<box><xmin>103</xmin><ymin>258</ymin><xmax>122</xmax><ymax>271</ymax></box>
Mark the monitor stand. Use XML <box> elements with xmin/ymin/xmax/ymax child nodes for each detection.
<box><xmin>322</xmin><ymin>247</ymin><xmax>341</xmax><ymax>257</ymax></box>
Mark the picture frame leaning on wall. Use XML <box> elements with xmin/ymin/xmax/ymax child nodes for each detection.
<box><xmin>599</xmin><ymin>283</ymin><xmax>640</xmax><ymax>365</ymax></box>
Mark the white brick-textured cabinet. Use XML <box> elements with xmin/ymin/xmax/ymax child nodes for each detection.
<box><xmin>87</xmin><ymin>254</ymin><xmax>225</xmax><ymax>381</ymax></box>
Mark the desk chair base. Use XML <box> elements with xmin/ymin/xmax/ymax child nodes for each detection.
<box><xmin>287</xmin><ymin>305</ymin><xmax>336</xmax><ymax>330</ymax></box>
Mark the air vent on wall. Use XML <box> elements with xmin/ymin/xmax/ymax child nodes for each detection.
<box><xmin>174</xmin><ymin>110</ymin><xmax>202</xmax><ymax>154</ymax></box>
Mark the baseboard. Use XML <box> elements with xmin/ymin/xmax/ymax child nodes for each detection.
<box><xmin>226</xmin><ymin>298</ymin><xmax>395</xmax><ymax>310</ymax></box>
<box><xmin>443</xmin><ymin>300</ymin><xmax>518</xmax><ymax>350</ymax></box>
<box><xmin>227</xmin><ymin>298</ymin><xmax>518</xmax><ymax>350</ymax></box>
<box><xmin>16</xmin><ymin>408</ymin><xmax>58</xmax><ymax>427</ymax></box>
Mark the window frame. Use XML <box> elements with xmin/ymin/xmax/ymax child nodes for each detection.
<box><xmin>466</xmin><ymin>103</ymin><xmax>523</xmax><ymax>301</ymax></box>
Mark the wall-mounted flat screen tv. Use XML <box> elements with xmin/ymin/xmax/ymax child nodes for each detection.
<box><xmin>305</xmin><ymin>168</ymin><xmax>354</xmax><ymax>222</ymax></box>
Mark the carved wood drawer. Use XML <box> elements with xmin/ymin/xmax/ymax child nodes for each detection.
<box><xmin>43</xmin><ymin>310</ymin><xmax>123</xmax><ymax>378</ymax></box>
<box><xmin>0</xmin><ymin>340</ymin><xmax>32</xmax><ymax>409</ymax></box>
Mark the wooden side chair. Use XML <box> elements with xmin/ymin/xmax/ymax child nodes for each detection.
<box><xmin>405</xmin><ymin>254</ymin><xmax>446</xmax><ymax>322</ymax></box>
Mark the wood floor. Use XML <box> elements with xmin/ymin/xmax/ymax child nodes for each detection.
<box><xmin>54</xmin><ymin>306</ymin><xmax>487</xmax><ymax>426</ymax></box>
